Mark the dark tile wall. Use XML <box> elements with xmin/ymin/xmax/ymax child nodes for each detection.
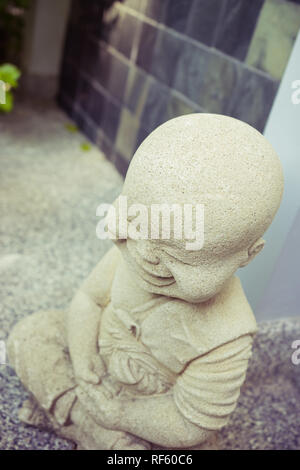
<box><xmin>58</xmin><ymin>0</ymin><xmax>300</xmax><ymax>176</ymax></box>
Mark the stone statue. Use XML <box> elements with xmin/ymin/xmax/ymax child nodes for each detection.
<box><xmin>8</xmin><ymin>114</ymin><xmax>284</xmax><ymax>450</ymax></box>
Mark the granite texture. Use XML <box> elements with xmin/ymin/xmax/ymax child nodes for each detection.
<box><xmin>0</xmin><ymin>101</ymin><xmax>122</xmax><ymax>449</ymax></box>
<box><xmin>219</xmin><ymin>317</ymin><xmax>300</xmax><ymax>450</ymax></box>
<box><xmin>0</xmin><ymin>103</ymin><xmax>299</xmax><ymax>450</ymax></box>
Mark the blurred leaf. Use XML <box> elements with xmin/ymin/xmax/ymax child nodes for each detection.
<box><xmin>0</xmin><ymin>63</ymin><xmax>21</xmax><ymax>87</ymax></box>
<box><xmin>65</xmin><ymin>123</ymin><xmax>79</xmax><ymax>133</ymax></box>
<box><xmin>0</xmin><ymin>90</ymin><xmax>13</xmax><ymax>112</ymax></box>
<box><xmin>80</xmin><ymin>142</ymin><xmax>92</xmax><ymax>152</ymax></box>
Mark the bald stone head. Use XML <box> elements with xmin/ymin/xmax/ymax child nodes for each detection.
<box><xmin>122</xmin><ymin>113</ymin><xmax>284</xmax><ymax>253</ymax></box>
<box><xmin>114</xmin><ymin>114</ymin><xmax>284</xmax><ymax>302</ymax></box>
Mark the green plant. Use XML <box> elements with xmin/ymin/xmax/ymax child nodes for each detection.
<box><xmin>80</xmin><ymin>142</ymin><xmax>92</xmax><ymax>152</ymax></box>
<box><xmin>0</xmin><ymin>62</ymin><xmax>20</xmax><ymax>112</ymax></box>
<box><xmin>65</xmin><ymin>122</ymin><xmax>79</xmax><ymax>133</ymax></box>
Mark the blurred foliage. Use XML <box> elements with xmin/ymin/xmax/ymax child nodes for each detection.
<box><xmin>0</xmin><ymin>62</ymin><xmax>21</xmax><ymax>112</ymax></box>
<box><xmin>65</xmin><ymin>122</ymin><xmax>79</xmax><ymax>133</ymax></box>
<box><xmin>80</xmin><ymin>142</ymin><xmax>92</xmax><ymax>152</ymax></box>
<box><xmin>65</xmin><ymin>122</ymin><xmax>91</xmax><ymax>152</ymax></box>
<box><xmin>0</xmin><ymin>0</ymin><xmax>31</xmax><ymax>65</ymax></box>
<box><xmin>0</xmin><ymin>62</ymin><xmax>20</xmax><ymax>86</ymax></box>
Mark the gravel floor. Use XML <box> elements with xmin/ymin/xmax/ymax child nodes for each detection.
<box><xmin>0</xmin><ymin>100</ymin><xmax>122</xmax><ymax>449</ymax></box>
<box><xmin>0</xmin><ymin>100</ymin><xmax>299</xmax><ymax>450</ymax></box>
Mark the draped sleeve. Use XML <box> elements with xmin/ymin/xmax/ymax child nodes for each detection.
<box><xmin>173</xmin><ymin>334</ymin><xmax>253</xmax><ymax>430</ymax></box>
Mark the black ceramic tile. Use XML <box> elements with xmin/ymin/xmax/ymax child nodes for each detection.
<box><xmin>59</xmin><ymin>61</ymin><xmax>79</xmax><ymax>101</ymax></box>
<box><xmin>123</xmin><ymin>0</ymin><xmax>142</xmax><ymax>12</ymax></box>
<box><xmin>69</xmin><ymin>0</ymin><xmax>91</xmax><ymax>25</ymax></box>
<box><xmin>227</xmin><ymin>68</ymin><xmax>279</xmax><ymax>133</ymax></box>
<box><xmin>139</xmin><ymin>0</ymin><xmax>167</xmax><ymax>22</ymax></box>
<box><xmin>165</xmin><ymin>91</ymin><xmax>200</xmax><ymax>121</ymax></box>
<box><xmin>198</xmin><ymin>52</ymin><xmax>241</xmax><ymax>114</ymax></box>
<box><xmin>136</xmin><ymin>22</ymin><xmax>158</xmax><ymax>72</ymax></box>
<box><xmin>116</xmin><ymin>13</ymin><xmax>140</xmax><ymax>58</ymax></box>
<box><xmin>164</xmin><ymin>0</ymin><xmax>192</xmax><ymax>33</ymax></box>
<box><xmin>100</xmin><ymin>9</ymin><xmax>139</xmax><ymax>59</ymax></box>
<box><xmin>173</xmin><ymin>41</ymin><xmax>210</xmax><ymax>104</ymax></box>
<box><xmin>101</xmin><ymin>96</ymin><xmax>121</xmax><ymax>143</ymax></box>
<box><xmin>73</xmin><ymin>111</ymin><xmax>83</xmax><ymax>134</ymax></box>
<box><xmin>70</xmin><ymin>0</ymin><xmax>102</xmax><ymax>34</ymax></box>
<box><xmin>151</xmin><ymin>30</ymin><xmax>183</xmax><ymax>87</ymax></box>
<box><xmin>94</xmin><ymin>46</ymin><xmax>129</xmax><ymax>104</ymax></box>
<box><xmin>124</xmin><ymin>66</ymin><xmax>149</xmax><ymax>116</ymax></box>
<box><xmin>99</xmin><ymin>8</ymin><xmax>123</xmax><ymax>48</ymax></box>
<box><xmin>88</xmin><ymin>86</ymin><xmax>106</xmax><ymax>126</ymax></box>
<box><xmin>68</xmin><ymin>0</ymin><xmax>81</xmax><ymax>25</ymax></box>
<box><xmin>81</xmin><ymin>118</ymin><xmax>98</xmax><ymax>145</ymax></box>
<box><xmin>214</xmin><ymin>0</ymin><xmax>265</xmax><ymax>61</ymax></box>
<box><xmin>63</xmin><ymin>25</ymin><xmax>87</xmax><ymax>65</ymax></box>
<box><xmin>81</xmin><ymin>36</ymin><xmax>100</xmax><ymax>78</ymax></box>
<box><xmin>114</xmin><ymin>150</ymin><xmax>130</xmax><ymax>177</ymax></box>
<box><xmin>57</xmin><ymin>92</ymin><xmax>74</xmax><ymax>117</ymax></box>
<box><xmin>98</xmin><ymin>132</ymin><xmax>115</xmax><ymax>162</ymax></box>
<box><xmin>186</xmin><ymin>0</ymin><xmax>223</xmax><ymax>46</ymax></box>
<box><xmin>76</xmin><ymin>75</ymin><xmax>93</xmax><ymax>114</ymax></box>
<box><xmin>174</xmin><ymin>41</ymin><xmax>241</xmax><ymax>113</ymax></box>
<box><xmin>140</xmin><ymin>80</ymin><xmax>170</xmax><ymax>132</ymax></box>
<box><xmin>134</xmin><ymin>126</ymin><xmax>149</xmax><ymax>153</ymax></box>
<box><xmin>115</xmin><ymin>108</ymin><xmax>140</xmax><ymax>159</ymax></box>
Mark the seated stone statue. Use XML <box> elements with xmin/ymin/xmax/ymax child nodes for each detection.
<box><xmin>8</xmin><ymin>114</ymin><xmax>284</xmax><ymax>450</ymax></box>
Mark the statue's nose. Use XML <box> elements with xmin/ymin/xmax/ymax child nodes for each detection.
<box><xmin>136</xmin><ymin>241</ymin><xmax>160</xmax><ymax>265</ymax></box>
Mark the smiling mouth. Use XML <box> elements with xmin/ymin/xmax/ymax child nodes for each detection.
<box><xmin>124</xmin><ymin>241</ymin><xmax>176</xmax><ymax>287</ymax></box>
<box><xmin>139</xmin><ymin>268</ymin><xmax>176</xmax><ymax>287</ymax></box>
<box><xmin>127</xmin><ymin>252</ymin><xmax>176</xmax><ymax>287</ymax></box>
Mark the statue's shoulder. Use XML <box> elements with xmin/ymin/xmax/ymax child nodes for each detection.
<box><xmin>220</xmin><ymin>275</ymin><xmax>257</xmax><ymax>332</ymax></box>
<box><xmin>185</xmin><ymin>275</ymin><xmax>257</xmax><ymax>351</ymax></box>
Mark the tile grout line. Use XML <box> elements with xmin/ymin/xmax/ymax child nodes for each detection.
<box><xmin>66</xmin><ymin>45</ymin><xmax>204</xmax><ymax>118</ymax></box>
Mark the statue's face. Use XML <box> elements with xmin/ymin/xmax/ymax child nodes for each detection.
<box><xmin>117</xmin><ymin>237</ymin><xmax>247</xmax><ymax>303</ymax></box>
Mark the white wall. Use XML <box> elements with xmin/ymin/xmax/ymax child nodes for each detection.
<box><xmin>237</xmin><ymin>30</ymin><xmax>300</xmax><ymax>318</ymax></box>
<box><xmin>258</xmin><ymin>208</ymin><xmax>300</xmax><ymax>320</ymax></box>
<box><xmin>23</xmin><ymin>0</ymin><xmax>71</xmax><ymax>76</ymax></box>
<box><xmin>22</xmin><ymin>0</ymin><xmax>71</xmax><ymax>97</ymax></box>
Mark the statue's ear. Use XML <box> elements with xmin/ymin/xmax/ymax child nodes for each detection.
<box><xmin>240</xmin><ymin>238</ymin><xmax>265</xmax><ymax>267</ymax></box>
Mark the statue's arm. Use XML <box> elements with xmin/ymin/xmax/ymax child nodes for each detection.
<box><xmin>79</xmin><ymin>333</ymin><xmax>253</xmax><ymax>447</ymax></box>
<box><xmin>67</xmin><ymin>244</ymin><xmax>120</xmax><ymax>384</ymax></box>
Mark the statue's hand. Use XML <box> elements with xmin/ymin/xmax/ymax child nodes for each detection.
<box><xmin>76</xmin><ymin>382</ymin><xmax>121</xmax><ymax>430</ymax></box>
<box><xmin>73</xmin><ymin>353</ymin><xmax>106</xmax><ymax>385</ymax></box>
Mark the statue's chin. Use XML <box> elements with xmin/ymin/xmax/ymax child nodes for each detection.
<box><xmin>133</xmin><ymin>274</ymin><xmax>215</xmax><ymax>304</ymax></box>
